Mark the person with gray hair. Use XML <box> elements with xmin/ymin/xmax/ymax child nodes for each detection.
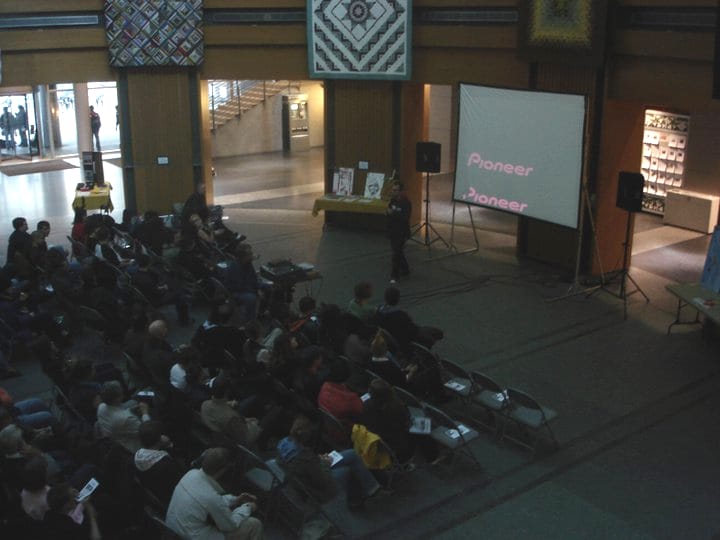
<box><xmin>166</xmin><ymin>447</ymin><xmax>263</xmax><ymax>540</ymax></box>
<box><xmin>95</xmin><ymin>380</ymin><xmax>150</xmax><ymax>453</ymax></box>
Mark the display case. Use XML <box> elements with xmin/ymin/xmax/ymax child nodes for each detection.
<box><xmin>282</xmin><ymin>95</ymin><xmax>310</xmax><ymax>152</ymax></box>
<box><xmin>640</xmin><ymin>109</ymin><xmax>690</xmax><ymax>215</ymax></box>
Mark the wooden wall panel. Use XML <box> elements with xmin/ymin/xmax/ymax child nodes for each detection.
<box><xmin>400</xmin><ymin>83</ymin><xmax>426</xmax><ymax>224</ymax></box>
<box><xmin>0</xmin><ymin>28</ymin><xmax>106</xmax><ymax>51</ymax></box>
<box><xmin>1</xmin><ymin>51</ymin><xmax>114</xmax><ymax>87</ymax></box>
<box><xmin>332</xmin><ymin>80</ymin><xmax>395</xmax><ymax>179</ymax></box>
<box><xmin>205</xmin><ymin>25</ymin><xmax>306</xmax><ymax>46</ymax></box>
<box><xmin>125</xmin><ymin>69</ymin><xmax>195</xmax><ymax>213</ymax></box>
<box><xmin>0</xmin><ymin>0</ymin><xmax>101</xmax><ymax>12</ymax></box>
<box><xmin>412</xmin><ymin>48</ymin><xmax>527</xmax><ymax>86</ymax></box>
<box><xmin>593</xmin><ymin>100</ymin><xmax>645</xmax><ymax>275</ymax></box>
<box><xmin>201</xmin><ymin>47</ymin><xmax>309</xmax><ymax>80</ymax></box>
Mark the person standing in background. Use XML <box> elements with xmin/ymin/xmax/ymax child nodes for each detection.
<box><xmin>89</xmin><ymin>106</ymin><xmax>101</xmax><ymax>151</ymax></box>
<box><xmin>16</xmin><ymin>106</ymin><xmax>28</xmax><ymax>147</ymax></box>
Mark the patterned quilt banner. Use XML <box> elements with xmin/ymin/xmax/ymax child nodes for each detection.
<box><xmin>307</xmin><ymin>0</ymin><xmax>412</xmax><ymax>80</ymax></box>
<box><xmin>105</xmin><ymin>0</ymin><xmax>204</xmax><ymax>67</ymax></box>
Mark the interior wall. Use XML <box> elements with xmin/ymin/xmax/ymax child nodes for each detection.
<box><xmin>683</xmin><ymin>110</ymin><xmax>720</xmax><ymax>195</ymax></box>
<box><xmin>210</xmin><ymin>80</ymin><xmax>324</xmax><ymax>159</ymax></box>
<box><xmin>211</xmin><ymin>93</ymin><xmax>283</xmax><ymax>158</ymax></box>
<box><xmin>428</xmin><ymin>85</ymin><xmax>453</xmax><ymax>173</ymax></box>
<box><xmin>125</xmin><ymin>69</ymin><xmax>195</xmax><ymax>213</ymax></box>
<box><xmin>301</xmin><ymin>81</ymin><xmax>325</xmax><ymax>149</ymax></box>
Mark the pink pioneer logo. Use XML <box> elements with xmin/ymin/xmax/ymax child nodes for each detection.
<box><xmin>467</xmin><ymin>153</ymin><xmax>534</xmax><ymax>177</ymax></box>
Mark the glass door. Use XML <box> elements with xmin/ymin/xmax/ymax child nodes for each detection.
<box><xmin>0</xmin><ymin>92</ymin><xmax>38</xmax><ymax>161</ymax></box>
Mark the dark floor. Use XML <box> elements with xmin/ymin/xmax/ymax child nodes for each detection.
<box><xmin>0</xmin><ymin>148</ymin><xmax>718</xmax><ymax>539</ymax></box>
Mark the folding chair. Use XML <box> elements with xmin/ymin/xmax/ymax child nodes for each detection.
<box><xmin>393</xmin><ymin>385</ymin><xmax>426</xmax><ymax>422</ymax></box>
<box><xmin>423</xmin><ymin>402</ymin><xmax>482</xmax><ymax>470</ymax></box>
<box><xmin>67</xmin><ymin>235</ymin><xmax>91</xmax><ymax>262</ymax></box>
<box><xmin>318</xmin><ymin>407</ymin><xmax>352</xmax><ymax>450</ymax></box>
<box><xmin>468</xmin><ymin>371</ymin><xmax>508</xmax><ymax>434</ymax></box>
<box><xmin>235</xmin><ymin>444</ymin><xmax>286</xmax><ymax>522</ymax></box>
<box><xmin>144</xmin><ymin>506</ymin><xmax>184</xmax><ymax>540</ymax></box>
<box><xmin>501</xmin><ymin>387</ymin><xmax>559</xmax><ymax>457</ymax></box>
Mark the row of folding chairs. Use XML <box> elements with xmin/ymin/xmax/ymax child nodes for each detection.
<box><xmin>414</xmin><ymin>342</ymin><xmax>559</xmax><ymax>457</ymax></box>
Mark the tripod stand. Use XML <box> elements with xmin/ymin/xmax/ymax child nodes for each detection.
<box><xmin>411</xmin><ymin>171</ymin><xmax>449</xmax><ymax>248</ymax></box>
<box><xmin>594</xmin><ymin>208</ymin><xmax>649</xmax><ymax>319</ymax></box>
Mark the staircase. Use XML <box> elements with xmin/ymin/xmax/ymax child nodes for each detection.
<box><xmin>208</xmin><ymin>80</ymin><xmax>301</xmax><ymax>131</ymax></box>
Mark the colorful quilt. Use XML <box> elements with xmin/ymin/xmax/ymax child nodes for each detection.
<box><xmin>308</xmin><ymin>0</ymin><xmax>412</xmax><ymax>80</ymax></box>
<box><xmin>105</xmin><ymin>0</ymin><xmax>204</xmax><ymax>67</ymax></box>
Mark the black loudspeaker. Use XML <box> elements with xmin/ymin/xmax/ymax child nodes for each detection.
<box><xmin>616</xmin><ymin>172</ymin><xmax>644</xmax><ymax>212</ymax></box>
<box><xmin>416</xmin><ymin>142</ymin><xmax>441</xmax><ymax>173</ymax></box>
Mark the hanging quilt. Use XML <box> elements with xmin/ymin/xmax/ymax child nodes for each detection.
<box><xmin>307</xmin><ymin>0</ymin><xmax>412</xmax><ymax>80</ymax></box>
<box><xmin>105</xmin><ymin>0</ymin><xmax>204</xmax><ymax>67</ymax></box>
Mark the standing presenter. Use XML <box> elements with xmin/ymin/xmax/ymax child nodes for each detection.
<box><xmin>387</xmin><ymin>180</ymin><xmax>411</xmax><ymax>283</ymax></box>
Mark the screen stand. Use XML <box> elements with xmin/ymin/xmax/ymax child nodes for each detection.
<box><xmin>449</xmin><ymin>201</ymin><xmax>479</xmax><ymax>255</ymax></box>
<box><xmin>547</xmin><ymin>179</ymin><xmax>604</xmax><ymax>303</ymax></box>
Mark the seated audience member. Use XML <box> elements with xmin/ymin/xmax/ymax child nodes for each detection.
<box><xmin>70</xmin><ymin>209</ymin><xmax>87</xmax><ymax>255</ymax></box>
<box><xmin>288</xmin><ymin>296</ymin><xmax>320</xmax><ymax>345</ymax></box>
<box><xmin>141</xmin><ymin>319</ymin><xmax>174</xmax><ymax>390</ymax></box>
<box><xmin>348</xmin><ymin>281</ymin><xmax>377</xmax><ymax>323</ymax></box>
<box><xmin>224</xmin><ymin>243</ymin><xmax>262</xmax><ymax>324</ymax></box>
<box><xmin>166</xmin><ymin>447</ymin><xmax>262</xmax><ymax>540</ymax></box>
<box><xmin>36</xmin><ymin>220</ymin><xmax>51</xmax><ymax>240</ymax></box>
<box><xmin>182</xmin><ymin>212</ymin><xmax>215</xmax><ymax>248</ymax></box>
<box><xmin>21</xmin><ymin>455</ymin><xmax>51</xmax><ymax>521</ymax></box>
<box><xmin>134</xmin><ymin>421</ymin><xmax>184</xmax><ymax>507</ymax></box>
<box><xmin>184</xmin><ymin>363</ymin><xmax>211</xmax><ymax>410</ymax></box>
<box><xmin>132</xmin><ymin>253</ymin><xmax>190</xmax><ymax>325</ymax></box>
<box><xmin>0</xmin><ymin>408</ymin><xmax>62</xmax><ymax>489</ymax></box>
<box><xmin>169</xmin><ymin>345</ymin><xmax>199</xmax><ymax>392</ymax></box>
<box><xmin>91</xmin><ymin>226</ymin><xmax>123</xmax><ymax>266</ymax></box>
<box><xmin>291</xmin><ymin>346</ymin><xmax>326</xmax><ymax>407</ymax></box>
<box><xmin>192</xmin><ymin>302</ymin><xmax>246</xmax><ymax>373</ymax></box>
<box><xmin>176</xmin><ymin>237</ymin><xmax>214</xmax><ymax>280</ymax></box>
<box><xmin>376</xmin><ymin>286</ymin><xmax>443</xmax><ymax>354</ymax></box>
<box><xmin>0</xmin><ymin>388</ymin><xmax>59</xmax><ymax>432</ymax></box>
<box><xmin>134</xmin><ymin>210</ymin><xmax>175</xmax><ymax>256</ymax></box>
<box><xmin>316</xmin><ymin>303</ymin><xmax>351</xmax><ymax>355</ymax></box>
<box><xmin>200</xmin><ymin>376</ymin><xmax>261</xmax><ymax>448</ymax></box>
<box><xmin>67</xmin><ymin>359</ymin><xmax>102</xmax><ymax>424</ymax></box>
<box><xmin>41</xmin><ymin>482</ymin><xmax>102</xmax><ymax>540</ymax></box>
<box><xmin>95</xmin><ymin>380</ymin><xmax>150</xmax><ymax>453</ymax></box>
<box><xmin>6</xmin><ymin>216</ymin><xmax>31</xmax><ymax>267</ymax></box>
<box><xmin>27</xmin><ymin>230</ymin><xmax>48</xmax><ymax>269</ymax></box>
<box><xmin>362</xmin><ymin>379</ymin><xmax>414</xmax><ymax>463</ymax></box>
<box><xmin>317</xmin><ymin>360</ymin><xmax>363</xmax><ymax>426</ymax></box>
<box><xmin>277</xmin><ymin>415</ymin><xmax>381</xmax><ymax>507</ymax></box>
<box><xmin>368</xmin><ymin>331</ymin><xmax>409</xmax><ymax>388</ymax></box>
<box><xmin>46</xmin><ymin>247</ymin><xmax>84</xmax><ymax>302</ymax></box>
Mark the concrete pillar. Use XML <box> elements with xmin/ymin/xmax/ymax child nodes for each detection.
<box><xmin>73</xmin><ymin>83</ymin><xmax>92</xmax><ymax>153</ymax></box>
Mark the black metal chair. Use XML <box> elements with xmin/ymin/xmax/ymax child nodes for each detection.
<box><xmin>501</xmin><ymin>387</ymin><xmax>559</xmax><ymax>457</ymax></box>
<box><xmin>423</xmin><ymin>402</ymin><xmax>482</xmax><ymax>471</ymax></box>
<box><xmin>469</xmin><ymin>370</ymin><xmax>509</xmax><ymax>435</ymax></box>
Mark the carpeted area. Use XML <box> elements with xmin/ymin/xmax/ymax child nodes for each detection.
<box><xmin>632</xmin><ymin>234</ymin><xmax>710</xmax><ymax>283</ymax></box>
<box><xmin>0</xmin><ymin>159</ymin><xmax>78</xmax><ymax>176</ymax></box>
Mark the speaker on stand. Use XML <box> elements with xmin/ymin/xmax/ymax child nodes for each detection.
<box><xmin>595</xmin><ymin>171</ymin><xmax>650</xmax><ymax>318</ymax></box>
<box><xmin>412</xmin><ymin>142</ymin><xmax>448</xmax><ymax>248</ymax></box>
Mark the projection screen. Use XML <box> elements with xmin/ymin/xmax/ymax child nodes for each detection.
<box><xmin>453</xmin><ymin>84</ymin><xmax>586</xmax><ymax>229</ymax></box>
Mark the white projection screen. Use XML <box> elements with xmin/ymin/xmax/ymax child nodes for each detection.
<box><xmin>453</xmin><ymin>84</ymin><xmax>586</xmax><ymax>229</ymax></box>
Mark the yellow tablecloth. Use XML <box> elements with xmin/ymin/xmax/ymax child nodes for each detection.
<box><xmin>72</xmin><ymin>183</ymin><xmax>114</xmax><ymax>212</ymax></box>
<box><xmin>312</xmin><ymin>195</ymin><xmax>387</xmax><ymax>217</ymax></box>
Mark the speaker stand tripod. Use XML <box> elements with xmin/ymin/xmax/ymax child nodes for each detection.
<box><xmin>593</xmin><ymin>209</ymin><xmax>649</xmax><ymax>319</ymax></box>
<box><xmin>411</xmin><ymin>171</ymin><xmax>450</xmax><ymax>248</ymax></box>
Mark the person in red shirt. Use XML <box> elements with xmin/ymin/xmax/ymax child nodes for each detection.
<box><xmin>317</xmin><ymin>360</ymin><xmax>363</xmax><ymax>426</ymax></box>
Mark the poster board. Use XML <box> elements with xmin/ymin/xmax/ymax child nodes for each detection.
<box><xmin>332</xmin><ymin>168</ymin><xmax>355</xmax><ymax>196</ymax></box>
<box><xmin>363</xmin><ymin>172</ymin><xmax>385</xmax><ymax>199</ymax></box>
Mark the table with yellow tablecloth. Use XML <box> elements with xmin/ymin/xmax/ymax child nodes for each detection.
<box><xmin>72</xmin><ymin>182</ymin><xmax>114</xmax><ymax>212</ymax></box>
<box><xmin>311</xmin><ymin>195</ymin><xmax>388</xmax><ymax>217</ymax></box>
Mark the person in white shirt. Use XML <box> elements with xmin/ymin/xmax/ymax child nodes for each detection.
<box><xmin>96</xmin><ymin>380</ymin><xmax>150</xmax><ymax>453</ymax></box>
<box><xmin>166</xmin><ymin>447</ymin><xmax>262</xmax><ymax>540</ymax></box>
